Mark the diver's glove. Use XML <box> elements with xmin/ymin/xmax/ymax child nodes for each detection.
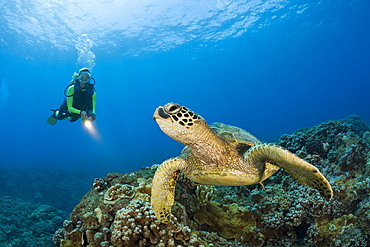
<box><xmin>81</xmin><ymin>111</ymin><xmax>96</xmax><ymax>121</ymax></box>
<box><xmin>80</xmin><ymin>111</ymin><xmax>88</xmax><ymax>119</ymax></box>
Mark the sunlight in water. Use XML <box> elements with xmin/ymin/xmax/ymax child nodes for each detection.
<box><xmin>0</xmin><ymin>0</ymin><xmax>296</xmax><ymax>56</ymax></box>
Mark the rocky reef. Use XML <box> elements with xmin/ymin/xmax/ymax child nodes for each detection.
<box><xmin>55</xmin><ymin>115</ymin><xmax>370</xmax><ymax>246</ymax></box>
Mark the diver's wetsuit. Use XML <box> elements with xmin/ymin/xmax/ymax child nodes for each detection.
<box><xmin>58</xmin><ymin>83</ymin><xmax>96</xmax><ymax>122</ymax></box>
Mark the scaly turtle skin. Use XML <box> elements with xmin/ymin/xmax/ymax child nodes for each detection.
<box><xmin>151</xmin><ymin>103</ymin><xmax>333</xmax><ymax>223</ymax></box>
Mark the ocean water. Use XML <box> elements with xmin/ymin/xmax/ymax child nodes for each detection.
<box><xmin>0</xmin><ymin>0</ymin><xmax>369</xmax><ymax>176</ymax></box>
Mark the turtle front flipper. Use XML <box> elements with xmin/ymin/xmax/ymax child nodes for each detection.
<box><xmin>245</xmin><ymin>144</ymin><xmax>333</xmax><ymax>199</ymax></box>
<box><xmin>151</xmin><ymin>157</ymin><xmax>185</xmax><ymax>223</ymax></box>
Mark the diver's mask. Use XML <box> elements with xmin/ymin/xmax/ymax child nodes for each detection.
<box><xmin>79</xmin><ymin>72</ymin><xmax>91</xmax><ymax>83</ymax></box>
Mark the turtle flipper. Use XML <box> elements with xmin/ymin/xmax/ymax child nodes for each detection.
<box><xmin>245</xmin><ymin>144</ymin><xmax>333</xmax><ymax>199</ymax></box>
<box><xmin>151</xmin><ymin>157</ymin><xmax>185</xmax><ymax>223</ymax></box>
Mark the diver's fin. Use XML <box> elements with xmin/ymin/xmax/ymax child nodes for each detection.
<box><xmin>47</xmin><ymin>109</ymin><xmax>58</xmax><ymax>125</ymax></box>
<box><xmin>47</xmin><ymin>115</ymin><xmax>57</xmax><ymax>125</ymax></box>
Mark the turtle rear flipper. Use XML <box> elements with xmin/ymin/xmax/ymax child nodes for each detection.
<box><xmin>151</xmin><ymin>157</ymin><xmax>185</xmax><ymax>223</ymax></box>
<box><xmin>245</xmin><ymin>144</ymin><xmax>333</xmax><ymax>199</ymax></box>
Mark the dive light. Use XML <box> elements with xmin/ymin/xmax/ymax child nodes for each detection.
<box><xmin>83</xmin><ymin>118</ymin><xmax>92</xmax><ymax>128</ymax></box>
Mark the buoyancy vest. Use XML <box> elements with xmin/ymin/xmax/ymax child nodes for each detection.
<box><xmin>72</xmin><ymin>83</ymin><xmax>95</xmax><ymax>112</ymax></box>
<box><xmin>63</xmin><ymin>82</ymin><xmax>95</xmax><ymax>113</ymax></box>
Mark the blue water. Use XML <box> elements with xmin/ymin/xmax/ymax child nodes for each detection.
<box><xmin>0</xmin><ymin>0</ymin><xmax>369</xmax><ymax>176</ymax></box>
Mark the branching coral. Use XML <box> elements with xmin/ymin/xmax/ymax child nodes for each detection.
<box><xmin>195</xmin><ymin>185</ymin><xmax>217</xmax><ymax>206</ymax></box>
<box><xmin>111</xmin><ymin>200</ymin><xmax>201</xmax><ymax>246</ymax></box>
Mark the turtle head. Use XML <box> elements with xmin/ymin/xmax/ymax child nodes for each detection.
<box><xmin>153</xmin><ymin>103</ymin><xmax>206</xmax><ymax>145</ymax></box>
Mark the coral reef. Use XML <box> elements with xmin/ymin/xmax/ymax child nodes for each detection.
<box><xmin>0</xmin><ymin>166</ymin><xmax>94</xmax><ymax>212</ymax></box>
<box><xmin>55</xmin><ymin>115</ymin><xmax>370</xmax><ymax>246</ymax></box>
<box><xmin>103</xmin><ymin>183</ymin><xmax>135</xmax><ymax>204</ymax></box>
<box><xmin>195</xmin><ymin>185</ymin><xmax>217</xmax><ymax>206</ymax></box>
<box><xmin>0</xmin><ymin>196</ymin><xmax>67</xmax><ymax>247</ymax></box>
<box><xmin>55</xmin><ymin>168</ymin><xmax>235</xmax><ymax>246</ymax></box>
<box><xmin>110</xmin><ymin>200</ymin><xmax>200</xmax><ymax>246</ymax></box>
<box><xmin>93</xmin><ymin>178</ymin><xmax>107</xmax><ymax>192</ymax></box>
<box><xmin>194</xmin><ymin>201</ymin><xmax>257</xmax><ymax>240</ymax></box>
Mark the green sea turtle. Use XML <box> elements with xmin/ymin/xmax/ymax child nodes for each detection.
<box><xmin>151</xmin><ymin>103</ymin><xmax>333</xmax><ymax>223</ymax></box>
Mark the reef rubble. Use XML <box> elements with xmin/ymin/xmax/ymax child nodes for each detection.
<box><xmin>55</xmin><ymin>115</ymin><xmax>370</xmax><ymax>246</ymax></box>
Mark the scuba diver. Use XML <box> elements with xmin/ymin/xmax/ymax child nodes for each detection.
<box><xmin>47</xmin><ymin>68</ymin><xmax>96</xmax><ymax>126</ymax></box>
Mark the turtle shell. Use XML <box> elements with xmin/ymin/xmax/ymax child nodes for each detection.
<box><xmin>210</xmin><ymin>122</ymin><xmax>262</xmax><ymax>155</ymax></box>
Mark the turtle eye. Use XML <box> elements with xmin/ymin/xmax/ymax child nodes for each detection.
<box><xmin>166</xmin><ymin>103</ymin><xmax>182</xmax><ymax>114</ymax></box>
<box><xmin>169</xmin><ymin>105</ymin><xmax>179</xmax><ymax>112</ymax></box>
